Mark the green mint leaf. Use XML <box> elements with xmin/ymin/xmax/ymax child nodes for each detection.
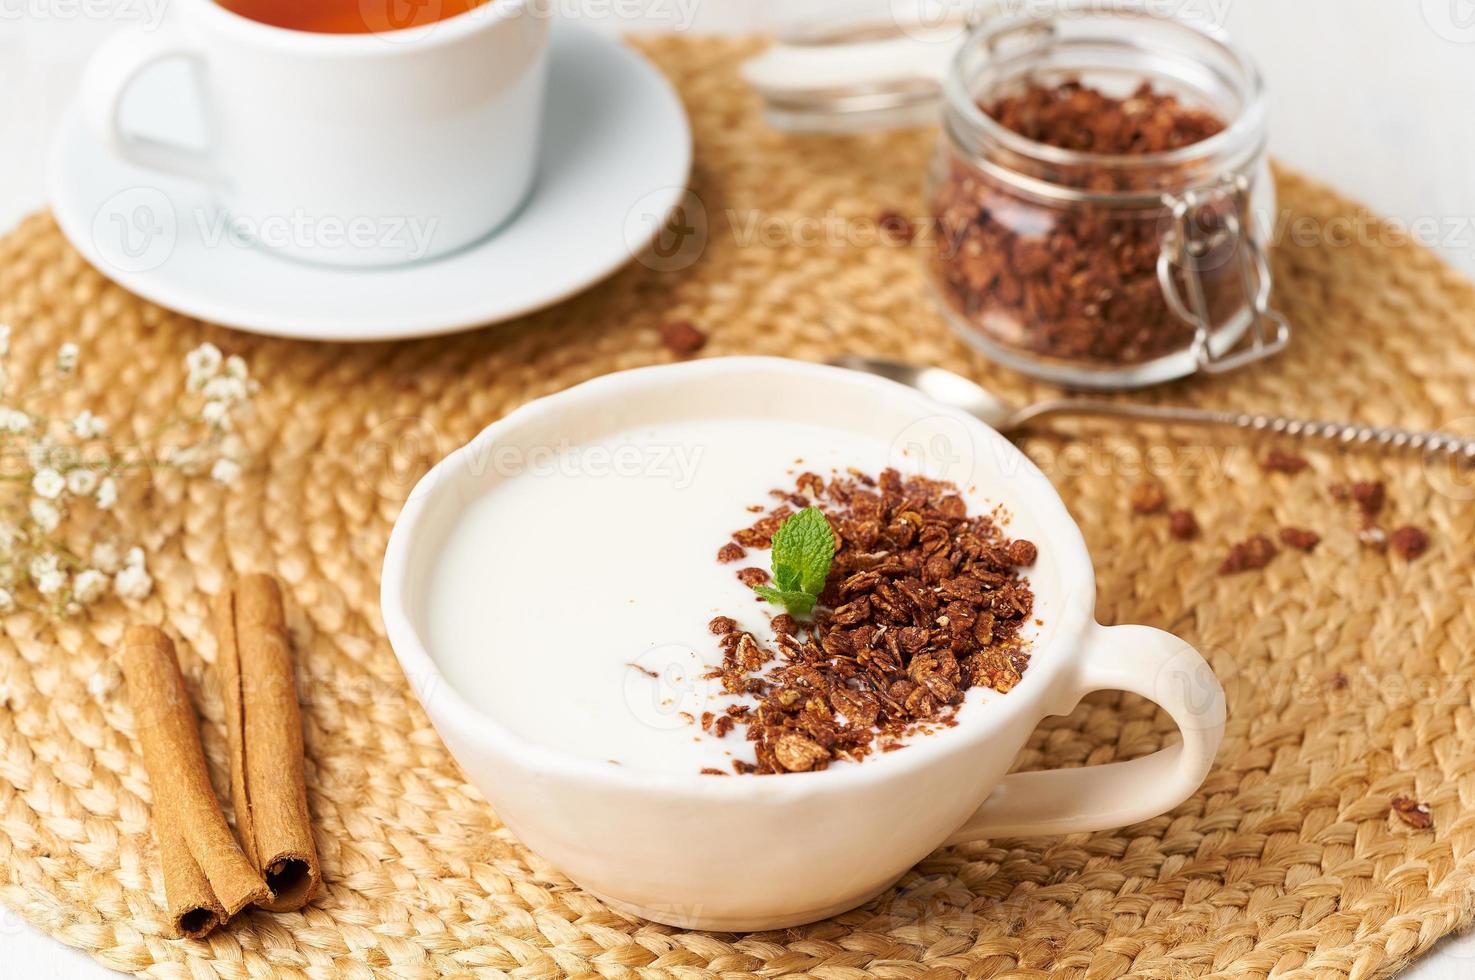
<box><xmin>757</xmin><ymin>508</ymin><xmax>834</xmax><ymax>616</ymax></box>
<box><xmin>770</xmin><ymin>507</ymin><xmax>835</xmax><ymax>595</ymax></box>
<box><xmin>752</xmin><ymin>584</ymin><xmax>817</xmax><ymax>616</ymax></box>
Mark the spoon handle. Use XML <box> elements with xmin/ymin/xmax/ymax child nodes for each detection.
<box><xmin>1011</xmin><ymin>400</ymin><xmax>1475</xmax><ymax>460</ymax></box>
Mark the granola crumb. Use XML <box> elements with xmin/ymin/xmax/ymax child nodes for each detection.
<box><xmin>1168</xmin><ymin>510</ymin><xmax>1198</xmax><ymax>541</ymax></box>
<box><xmin>1262</xmin><ymin>449</ymin><xmax>1310</xmax><ymax>474</ymax></box>
<box><xmin>878</xmin><ymin>210</ymin><xmax>916</xmax><ymax>245</ymax></box>
<box><xmin>1278</xmin><ymin>527</ymin><xmax>1321</xmax><ymax>552</ymax></box>
<box><xmin>699</xmin><ymin>767</ymin><xmax>730</xmax><ymax>776</ymax></box>
<box><xmin>708</xmin><ymin>616</ymin><xmax>737</xmax><ymax>636</ymax></box>
<box><xmin>1007</xmin><ymin>539</ymin><xmax>1038</xmax><ymax>566</ymax></box>
<box><xmin>736</xmin><ymin>567</ymin><xmax>769</xmax><ymax>587</ymax></box>
<box><xmin>1389</xmin><ymin>525</ymin><xmax>1429</xmax><ymax>560</ymax></box>
<box><xmin>1130</xmin><ymin>479</ymin><xmax>1167</xmax><ymax>515</ymax></box>
<box><xmin>1220</xmin><ymin>535</ymin><xmax>1276</xmax><ymax>574</ymax></box>
<box><xmin>1391</xmin><ymin>796</ymin><xmax>1433</xmax><ymax>830</ymax></box>
<box><xmin>1335</xmin><ymin>480</ymin><xmax>1386</xmax><ymax>520</ymax></box>
<box><xmin>716</xmin><ymin>542</ymin><xmax>745</xmax><ymax>563</ymax></box>
<box><xmin>774</xmin><ymin>733</ymin><xmax>830</xmax><ymax>773</ymax></box>
<box><xmin>659</xmin><ymin>319</ymin><xmax>707</xmax><ymax>357</ymax></box>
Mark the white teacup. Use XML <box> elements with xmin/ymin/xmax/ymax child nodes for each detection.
<box><xmin>80</xmin><ymin>0</ymin><xmax>550</xmax><ymax>266</ymax></box>
<box><xmin>380</xmin><ymin>357</ymin><xmax>1227</xmax><ymax>931</ymax></box>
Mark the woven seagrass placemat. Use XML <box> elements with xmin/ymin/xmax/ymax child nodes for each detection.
<box><xmin>4</xmin><ymin>35</ymin><xmax>1475</xmax><ymax>980</ymax></box>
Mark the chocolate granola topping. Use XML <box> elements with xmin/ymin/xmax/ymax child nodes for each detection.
<box><xmin>707</xmin><ymin>469</ymin><xmax>1036</xmax><ymax>774</ymax></box>
<box><xmin>716</xmin><ymin>542</ymin><xmax>745</xmax><ymax>563</ymax></box>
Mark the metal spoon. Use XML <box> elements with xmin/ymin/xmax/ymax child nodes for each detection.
<box><xmin>830</xmin><ymin>355</ymin><xmax>1475</xmax><ymax>460</ymax></box>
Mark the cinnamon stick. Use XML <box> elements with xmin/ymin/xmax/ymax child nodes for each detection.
<box><xmin>214</xmin><ymin>575</ymin><xmax>321</xmax><ymax>913</ymax></box>
<box><xmin>153</xmin><ymin>797</ymin><xmax>225</xmax><ymax>939</ymax></box>
<box><xmin>121</xmin><ymin>626</ymin><xmax>270</xmax><ymax>937</ymax></box>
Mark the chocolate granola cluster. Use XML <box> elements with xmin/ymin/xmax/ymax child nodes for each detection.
<box><xmin>705</xmin><ymin>468</ymin><xmax>1037</xmax><ymax>775</ymax></box>
<box><xmin>932</xmin><ymin>80</ymin><xmax>1244</xmax><ymax>366</ymax></box>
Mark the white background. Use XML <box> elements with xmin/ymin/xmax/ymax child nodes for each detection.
<box><xmin>4</xmin><ymin>1</ymin><xmax>1474</xmax><ymax>976</ymax></box>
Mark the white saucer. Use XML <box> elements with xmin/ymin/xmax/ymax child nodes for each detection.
<box><xmin>48</xmin><ymin>25</ymin><xmax>691</xmax><ymax>342</ymax></box>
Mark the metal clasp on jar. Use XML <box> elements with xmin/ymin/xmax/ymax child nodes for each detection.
<box><xmin>1157</xmin><ymin>174</ymin><xmax>1291</xmax><ymax>374</ymax></box>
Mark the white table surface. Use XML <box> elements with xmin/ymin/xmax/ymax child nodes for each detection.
<box><xmin>4</xmin><ymin>1</ymin><xmax>1473</xmax><ymax>976</ymax></box>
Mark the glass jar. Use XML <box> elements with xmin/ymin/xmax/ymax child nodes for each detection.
<box><xmin>929</xmin><ymin>6</ymin><xmax>1285</xmax><ymax>388</ymax></box>
<box><xmin>743</xmin><ymin>2</ymin><xmax>1290</xmax><ymax>390</ymax></box>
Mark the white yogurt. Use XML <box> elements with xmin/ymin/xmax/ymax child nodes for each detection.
<box><xmin>427</xmin><ymin>419</ymin><xmax>959</xmax><ymax>773</ymax></box>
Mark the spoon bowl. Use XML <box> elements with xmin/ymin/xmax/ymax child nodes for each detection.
<box><xmin>829</xmin><ymin>355</ymin><xmax>1016</xmax><ymax>429</ymax></box>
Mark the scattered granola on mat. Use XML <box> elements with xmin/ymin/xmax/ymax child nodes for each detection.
<box><xmin>1220</xmin><ymin>535</ymin><xmax>1277</xmax><ymax>575</ymax></box>
<box><xmin>1130</xmin><ymin>478</ymin><xmax>1167</xmax><ymax>515</ymax></box>
<box><xmin>1391</xmin><ymin>796</ymin><xmax>1433</xmax><ymax>830</ymax></box>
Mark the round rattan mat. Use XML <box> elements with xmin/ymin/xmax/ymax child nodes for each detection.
<box><xmin>4</xmin><ymin>36</ymin><xmax>1475</xmax><ymax>980</ymax></box>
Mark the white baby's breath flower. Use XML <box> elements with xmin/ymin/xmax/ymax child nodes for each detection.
<box><xmin>202</xmin><ymin>376</ymin><xmax>247</xmax><ymax>404</ymax></box>
<box><xmin>32</xmin><ymin>468</ymin><xmax>65</xmax><ymax>500</ymax></box>
<box><xmin>90</xmin><ymin>542</ymin><xmax>121</xmax><ymax>573</ymax></box>
<box><xmin>185</xmin><ymin>342</ymin><xmax>223</xmax><ymax>389</ymax></box>
<box><xmin>210</xmin><ymin>457</ymin><xmax>242</xmax><ymax>485</ymax></box>
<box><xmin>0</xmin><ymin>340</ymin><xmax>258</xmax><ymax>620</ymax></box>
<box><xmin>87</xmin><ymin>660</ymin><xmax>121</xmax><ymax>698</ymax></box>
<box><xmin>74</xmin><ymin>569</ymin><xmax>107</xmax><ymax>605</ymax></box>
<box><xmin>70</xmin><ymin>410</ymin><xmax>107</xmax><ymax>439</ymax></box>
<box><xmin>201</xmin><ymin>400</ymin><xmax>229</xmax><ymax>428</ymax></box>
<box><xmin>29</xmin><ymin>498</ymin><xmax>60</xmax><ymax>532</ymax></box>
<box><xmin>67</xmin><ymin>468</ymin><xmax>100</xmax><ymax>496</ymax></box>
<box><xmin>35</xmin><ymin>569</ymin><xmax>65</xmax><ymax>596</ymax></box>
<box><xmin>29</xmin><ymin>554</ymin><xmax>58</xmax><ymax>581</ymax></box>
<box><xmin>55</xmin><ymin>342</ymin><xmax>79</xmax><ymax>374</ymax></box>
<box><xmin>164</xmin><ymin>445</ymin><xmax>205</xmax><ymax>472</ymax></box>
<box><xmin>114</xmin><ymin>563</ymin><xmax>152</xmax><ymax>602</ymax></box>
<box><xmin>0</xmin><ymin>408</ymin><xmax>31</xmax><ymax>434</ymax></box>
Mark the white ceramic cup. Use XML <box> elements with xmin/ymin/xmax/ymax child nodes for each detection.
<box><xmin>380</xmin><ymin>357</ymin><xmax>1227</xmax><ymax>931</ymax></box>
<box><xmin>80</xmin><ymin>0</ymin><xmax>551</xmax><ymax>266</ymax></box>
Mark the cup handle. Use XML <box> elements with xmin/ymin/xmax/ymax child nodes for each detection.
<box><xmin>945</xmin><ymin>624</ymin><xmax>1225</xmax><ymax>844</ymax></box>
<box><xmin>81</xmin><ymin>25</ymin><xmax>222</xmax><ymax>186</ymax></box>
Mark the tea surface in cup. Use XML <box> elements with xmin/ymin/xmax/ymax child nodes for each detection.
<box><xmin>217</xmin><ymin>0</ymin><xmax>491</xmax><ymax>34</ymax></box>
